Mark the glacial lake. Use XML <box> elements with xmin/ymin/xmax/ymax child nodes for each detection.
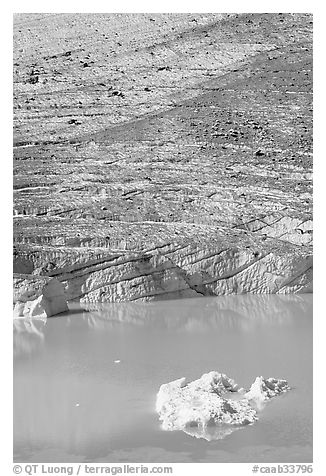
<box><xmin>13</xmin><ymin>294</ymin><xmax>313</xmax><ymax>463</ymax></box>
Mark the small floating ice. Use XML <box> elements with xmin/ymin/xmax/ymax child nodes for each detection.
<box><xmin>114</xmin><ymin>360</ymin><xmax>121</xmax><ymax>363</ymax></box>
<box><xmin>245</xmin><ymin>376</ymin><xmax>290</xmax><ymax>409</ymax></box>
<box><xmin>156</xmin><ymin>371</ymin><xmax>290</xmax><ymax>441</ymax></box>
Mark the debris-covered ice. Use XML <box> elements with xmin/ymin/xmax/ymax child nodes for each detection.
<box><xmin>156</xmin><ymin>371</ymin><xmax>290</xmax><ymax>441</ymax></box>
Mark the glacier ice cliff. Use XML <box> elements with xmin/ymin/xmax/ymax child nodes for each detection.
<box><xmin>13</xmin><ymin>274</ymin><xmax>68</xmax><ymax>318</ymax></box>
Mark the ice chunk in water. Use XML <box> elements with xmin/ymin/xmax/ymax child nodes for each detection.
<box><xmin>156</xmin><ymin>371</ymin><xmax>290</xmax><ymax>441</ymax></box>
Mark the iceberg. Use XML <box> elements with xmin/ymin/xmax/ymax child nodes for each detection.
<box><xmin>156</xmin><ymin>371</ymin><xmax>290</xmax><ymax>441</ymax></box>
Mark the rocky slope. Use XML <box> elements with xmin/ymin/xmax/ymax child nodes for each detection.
<box><xmin>13</xmin><ymin>13</ymin><xmax>313</xmax><ymax>303</ymax></box>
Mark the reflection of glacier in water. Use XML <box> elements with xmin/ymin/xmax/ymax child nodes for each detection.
<box><xmin>13</xmin><ymin>316</ymin><xmax>46</xmax><ymax>359</ymax></box>
<box><xmin>80</xmin><ymin>294</ymin><xmax>312</xmax><ymax>332</ymax></box>
<box><xmin>13</xmin><ymin>294</ymin><xmax>312</xmax><ymax>463</ymax></box>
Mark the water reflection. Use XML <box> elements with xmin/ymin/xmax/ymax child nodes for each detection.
<box><xmin>13</xmin><ymin>294</ymin><xmax>312</xmax><ymax>463</ymax></box>
<box><xmin>184</xmin><ymin>423</ymin><xmax>240</xmax><ymax>441</ymax></box>
<box><xmin>13</xmin><ymin>317</ymin><xmax>46</xmax><ymax>359</ymax></box>
<box><xmin>79</xmin><ymin>294</ymin><xmax>312</xmax><ymax>333</ymax></box>
<box><xmin>13</xmin><ymin>294</ymin><xmax>312</xmax><ymax>358</ymax></box>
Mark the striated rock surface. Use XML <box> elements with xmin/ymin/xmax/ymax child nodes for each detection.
<box><xmin>13</xmin><ymin>274</ymin><xmax>68</xmax><ymax>317</ymax></box>
<box><xmin>156</xmin><ymin>371</ymin><xmax>290</xmax><ymax>441</ymax></box>
<box><xmin>13</xmin><ymin>14</ymin><xmax>312</xmax><ymax>301</ymax></box>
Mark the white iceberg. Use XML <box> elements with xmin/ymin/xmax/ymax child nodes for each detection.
<box><xmin>156</xmin><ymin>371</ymin><xmax>290</xmax><ymax>441</ymax></box>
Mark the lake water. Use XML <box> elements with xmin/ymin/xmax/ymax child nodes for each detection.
<box><xmin>13</xmin><ymin>294</ymin><xmax>313</xmax><ymax>463</ymax></box>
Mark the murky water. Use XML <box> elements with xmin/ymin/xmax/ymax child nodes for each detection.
<box><xmin>13</xmin><ymin>294</ymin><xmax>313</xmax><ymax>463</ymax></box>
